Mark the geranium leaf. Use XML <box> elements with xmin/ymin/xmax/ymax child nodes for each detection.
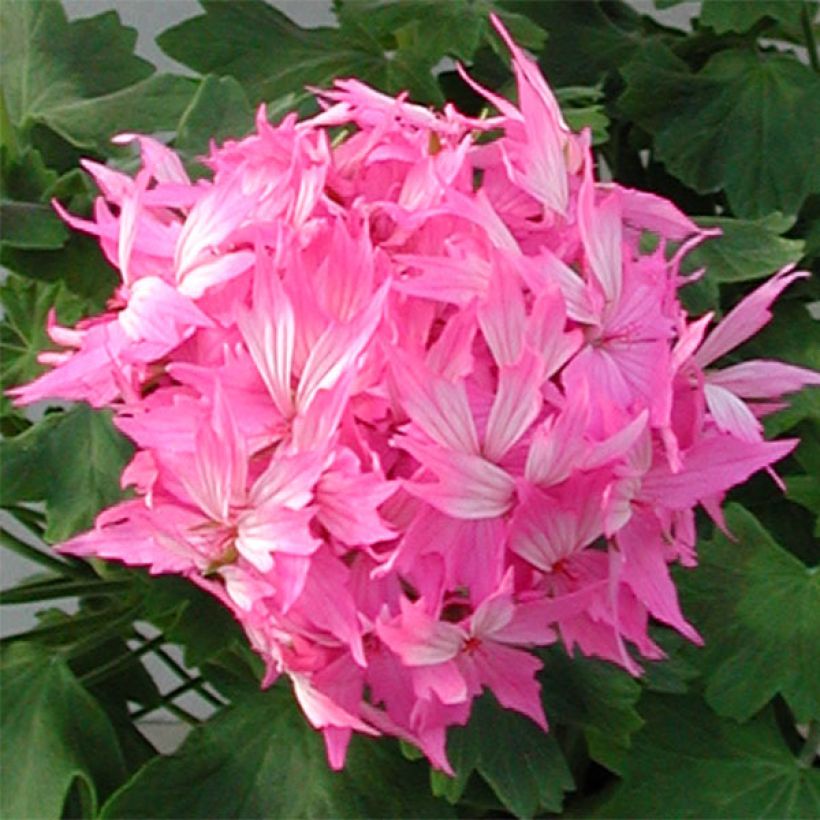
<box><xmin>0</xmin><ymin>143</ymin><xmax>67</xmax><ymax>256</ymax></box>
<box><xmin>684</xmin><ymin>216</ymin><xmax>805</xmax><ymax>283</ymax></box>
<box><xmin>336</xmin><ymin>0</ymin><xmax>547</xmax><ymax>69</ymax></box>
<box><xmin>0</xmin><ymin>275</ymin><xmax>87</xmax><ymax>416</ymax></box>
<box><xmin>101</xmin><ymin>686</ymin><xmax>454</xmax><ymax>818</ymax></box>
<box><xmin>335</xmin><ymin>0</ymin><xmax>487</xmax><ymax>64</ymax></box>
<box><xmin>620</xmin><ymin>42</ymin><xmax>820</xmax><ymax>218</ymax></box>
<box><xmin>157</xmin><ymin>0</ymin><xmax>414</xmax><ymax>104</ymax></box>
<box><xmin>157</xmin><ymin>0</ymin><xmax>542</xmax><ymax>108</ymax></box>
<box><xmin>0</xmin><ymin>404</ymin><xmax>133</xmax><ymax>542</ymax></box>
<box><xmin>45</xmin><ymin>74</ymin><xmax>197</xmax><ymax>156</ymax></box>
<box><xmin>540</xmin><ymin>646</ymin><xmax>643</xmax><ymax>772</ymax></box>
<box><xmin>1</xmin><ymin>0</ymin><xmax>195</xmax><ymax>152</ymax></box>
<box><xmin>0</xmin><ymin>641</ymin><xmax>127</xmax><ymax>819</ymax></box>
<box><xmin>556</xmin><ymin>86</ymin><xmax>610</xmax><ymax>145</ymax></box>
<box><xmin>433</xmin><ymin>693</ymin><xmax>574</xmax><ymax>816</ymax></box>
<box><xmin>0</xmin><ymin>200</ymin><xmax>68</xmax><ymax>249</ymax></box>
<box><xmin>506</xmin><ymin>0</ymin><xmax>646</xmax><ymax>86</ymax></box>
<box><xmin>679</xmin><ymin>504</ymin><xmax>820</xmax><ymax>723</ymax></box>
<box><xmin>175</xmin><ymin>75</ymin><xmax>255</xmax><ymax>160</ymax></box>
<box><xmin>699</xmin><ymin>0</ymin><xmax>807</xmax><ymax>34</ymax></box>
<box><xmin>138</xmin><ymin>574</ymin><xmax>249</xmax><ymax>671</ymax></box>
<box><xmin>598</xmin><ymin>694</ymin><xmax>820</xmax><ymax>818</ymax></box>
<box><xmin>1</xmin><ymin>230</ymin><xmax>119</xmax><ymax>308</ymax></box>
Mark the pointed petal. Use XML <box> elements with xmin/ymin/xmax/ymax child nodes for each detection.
<box><xmin>477</xmin><ymin>252</ymin><xmax>527</xmax><ymax>366</ymax></box>
<box><xmin>296</xmin><ymin>282</ymin><xmax>386</xmax><ymax>410</ymax></box>
<box><xmin>694</xmin><ymin>268</ymin><xmax>808</xmax><ymax>367</ymax></box>
<box><xmin>708</xmin><ymin>360</ymin><xmax>820</xmax><ymax>398</ymax></box>
<box><xmin>704</xmin><ymin>383</ymin><xmax>763</xmax><ymax>443</ymax></box>
<box><xmin>236</xmin><ymin>505</ymin><xmax>320</xmax><ymax>572</ymax></box>
<box><xmin>641</xmin><ymin>433</ymin><xmax>797</xmax><ymax>509</ymax></box>
<box><xmin>579</xmin><ymin>170</ymin><xmax>622</xmax><ymax>310</ymax></box>
<box><xmin>394</xmin><ymin>352</ymin><xmax>480</xmax><ymax>455</ymax></box>
<box><xmin>237</xmin><ymin>254</ymin><xmax>296</xmax><ymax>418</ymax></box>
<box><xmin>401</xmin><ymin>440</ymin><xmax>516</xmax><ymax>520</ymax></box>
<box><xmin>617</xmin><ymin>511</ymin><xmax>701</xmax><ymax>643</ymax></box>
<box><xmin>472</xmin><ymin>643</ymin><xmax>547</xmax><ymax>729</ymax></box>
<box><xmin>292</xmin><ymin>674</ymin><xmax>378</xmax><ymax>735</ymax></box>
<box><xmin>525</xmin><ymin>389</ymin><xmax>589</xmax><ymax>486</ymax></box>
<box><xmin>484</xmin><ymin>348</ymin><xmax>545</xmax><ymax>462</ymax></box>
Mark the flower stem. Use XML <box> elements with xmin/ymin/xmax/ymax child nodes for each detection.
<box><xmin>0</xmin><ymin>528</ymin><xmax>81</xmax><ymax>577</ymax></box>
<box><xmin>79</xmin><ymin>633</ymin><xmax>166</xmax><ymax>688</ymax></box>
<box><xmin>798</xmin><ymin>721</ymin><xmax>819</xmax><ymax>767</ymax></box>
<box><xmin>5</xmin><ymin>504</ymin><xmax>46</xmax><ymax>534</ymax></box>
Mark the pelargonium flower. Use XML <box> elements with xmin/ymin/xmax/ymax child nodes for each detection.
<box><xmin>13</xmin><ymin>16</ymin><xmax>818</xmax><ymax>772</ymax></box>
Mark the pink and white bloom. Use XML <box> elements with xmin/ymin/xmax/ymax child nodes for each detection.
<box><xmin>11</xmin><ymin>15</ymin><xmax>816</xmax><ymax>775</ymax></box>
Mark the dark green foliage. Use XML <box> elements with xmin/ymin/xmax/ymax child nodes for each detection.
<box><xmin>679</xmin><ymin>505</ymin><xmax>820</xmax><ymax>723</ymax></box>
<box><xmin>0</xmin><ymin>404</ymin><xmax>133</xmax><ymax>541</ymax></box>
<box><xmin>101</xmin><ymin>686</ymin><xmax>455</xmax><ymax>819</ymax></box>
<box><xmin>0</xmin><ymin>642</ymin><xmax>128</xmax><ymax>818</ymax></box>
<box><xmin>598</xmin><ymin>695</ymin><xmax>820</xmax><ymax>818</ymax></box>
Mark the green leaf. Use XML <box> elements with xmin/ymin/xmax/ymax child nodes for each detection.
<box><xmin>0</xmin><ymin>200</ymin><xmax>68</xmax><ymax>249</ymax></box>
<box><xmin>0</xmin><ymin>577</ymin><xmax>131</xmax><ymax>605</ymax></box>
<box><xmin>700</xmin><ymin>0</ymin><xmax>805</xmax><ymax>34</ymax></box>
<box><xmin>620</xmin><ymin>42</ymin><xmax>820</xmax><ymax>218</ymax></box>
<box><xmin>639</xmin><ymin>630</ymin><xmax>700</xmax><ymax>695</ymax></box>
<box><xmin>1</xmin><ymin>0</ymin><xmax>195</xmax><ymax>152</ymax></box>
<box><xmin>175</xmin><ymin>75</ymin><xmax>255</xmax><ymax>159</ymax></box>
<box><xmin>101</xmin><ymin>686</ymin><xmax>455</xmax><ymax>818</ymax></box>
<box><xmin>679</xmin><ymin>273</ymin><xmax>722</xmax><ymax>315</ymax></box>
<box><xmin>139</xmin><ymin>574</ymin><xmax>248</xmax><ymax>670</ymax></box>
<box><xmin>336</xmin><ymin>0</ymin><xmax>486</xmax><ymax>63</ymax></box>
<box><xmin>0</xmin><ymin>404</ymin><xmax>134</xmax><ymax>542</ymax></box>
<box><xmin>506</xmin><ymin>0</ymin><xmax>645</xmax><ymax>86</ymax></box>
<box><xmin>684</xmin><ymin>216</ymin><xmax>805</xmax><ymax>283</ymax></box>
<box><xmin>679</xmin><ymin>504</ymin><xmax>820</xmax><ymax>722</ymax></box>
<box><xmin>740</xmin><ymin>287</ymin><xmax>820</xmax><ymax>375</ymax></box>
<box><xmin>433</xmin><ymin>693</ymin><xmax>574</xmax><ymax>816</ymax></box>
<box><xmin>0</xmin><ymin>274</ymin><xmax>87</xmax><ymax>416</ymax></box>
<box><xmin>1</xmin><ymin>231</ymin><xmax>119</xmax><ymax>308</ymax></box>
<box><xmin>0</xmin><ymin>641</ymin><xmax>127</xmax><ymax>819</ymax></box>
<box><xmin>555</xmin><ymin>86</ymin><xmax>610</xmax><ymax>145</ymax></box>
<box><xmin>7</xmin><ymin>602</ymin><xmax>141</xmax><ymax>648</ymax></box>
<box><xmin>158</xmin><ymin>0</ymin><xmax>543</xmax><ymax>108</ymax></box>
<box><xmin>1</xmin><ymin>142</ymin><xmax>58</xmax><ymax>200</ymax></box>
<box><xmin>47</xmin><ymin>75</ymin><xmax>197</xmax><ymax>156</ymax></box>
<box><xmin>540</xmin><ymin>646</ymin><xmax>643</xmax><ymax>772</ymax></box>
<box><xmin>787</xmin><ymin>475</ymin><xmax>820</xmax><ymax>519</ymax></box>
<box><xmin>0</xmin><ymin>144</ymin><xmax>117</xmax><ymax>306</ymax></box>
<box><xmin>157</xmin><ymin>0</ymin><xmax>411</xmax><ymax>104</ymax></box>
<box><xmin>598</xmin><ymin>694</ymin><xmax>820</xmax><ymax>818</ymax></box>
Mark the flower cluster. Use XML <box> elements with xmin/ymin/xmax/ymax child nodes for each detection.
<box><xmin>14</xmin><ymin>19</ymin><xmax>817</xmax><ymax>771</ymax></box>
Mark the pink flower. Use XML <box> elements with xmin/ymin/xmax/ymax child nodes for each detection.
<box><xmin>13</xmin><ymin>14</ymin><xmax>816</xmax><ymax>774</ymax></box>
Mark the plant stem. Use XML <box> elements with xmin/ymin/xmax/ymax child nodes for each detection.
<box><xmin>79</xmin><ymin>633</ymin><xmax>166</xmax><ymax>688</ymax></box>
<box><xmin>798</xmin><ymin>721</ymin><xmax>819</xmax><ymax>767</ymax></box>
<box><xmin>24</xmin><ymin>605</ymin><xmax>142</xmax><ymax>654</ymax></box>
<box><xmin>802</xmin><ymin>3</ymin><xmax>820</xmax><ymax>73</ymax></box>
<box><xmin>0</xmin><ymin>528</ymin><xmax>80</xmax><ymax>577</ymax></box>
<box><xmin>5</xmin><ymin>504</ymin><xmax>46</xmax><ymax>535</ymax></box>
<box><xmin>0</xmin><ymin>578</ymin><xmax>131</xmax><ymax>605</ymax></box>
